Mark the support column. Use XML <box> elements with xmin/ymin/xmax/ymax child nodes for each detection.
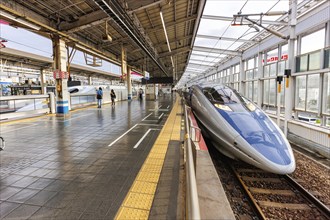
<box><xmin>88</xmin><ymin>76</ymin><xmax>92</xmax><ymax>85</ymax></box>
<box><xmin>52</xmin><ymin>35</ymin><xmax>69</xmax><ymax>115</ymax></box>
<box><xmin>127</xmin><ymin>66</ymin><xmax>132</xmax><ymax>100</ymax></box>
<box><xmin>239</xmin><ymin>58</ymin><xmax>245</xmax><ymax>94</ymax></box>
<box><xmin>257</xmin><ymin>52</ymin><xmax>264</xmax><ymax>107</ymax></box>
<box><xmin>121</xmin><ymin>45</ymin><xmax>132</xmax><ymax>100</ymax></box>
<box><xmin>284</xmin><ymin>0</ymin><xmax>297</xmax><ymax>136</ymax></box>
<box><xmin>40</xmin><ymin>68</ymin><xmax>47</xmax><ymax>94</ymax></box>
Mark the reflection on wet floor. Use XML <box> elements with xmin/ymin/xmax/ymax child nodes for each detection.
<box><xmin>0</xmin><ymin>96</ymin><xmax>174</xmax><ymax>219</ymax></box>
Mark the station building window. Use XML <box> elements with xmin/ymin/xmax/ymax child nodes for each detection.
<box><xmin>323</xmin><ymin>72</ymin><xmax>330</xmax><ymax>115</ymax></box>
<box><xmin>295</xmin><ymin>74</ymin><xmax>319</xmax><ymax>113</ymax></box>
<box><xmin>301</xmin><ymin>29</ymin><xmax>325</xmax><ymax>54</ymax></box>
<box><xmin>296</xmin><ymin>75</ymin><xmax>306</xmax><ymax>110</ymax></box>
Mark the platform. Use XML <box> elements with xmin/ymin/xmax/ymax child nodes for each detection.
<box><xmin>0</xmin><ymin>96</ymin><xmax>183</xmax><ymax>219</ymax></box>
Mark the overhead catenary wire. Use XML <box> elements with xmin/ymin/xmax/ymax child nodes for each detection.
<box><xmin>187</xmin><ymin>0</ymin><xmax>282</xmax><ymax>83</ymax></box>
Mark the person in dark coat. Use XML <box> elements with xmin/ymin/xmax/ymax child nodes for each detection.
<box><xmin>96</xmin><ymin>87</ymin><xmax>103</xmax><ymax>108</ymax></box>
<box><xmin>110</xmin><ymin>89</ymin><xmax>116</xmax><ymax>106</ymax></box>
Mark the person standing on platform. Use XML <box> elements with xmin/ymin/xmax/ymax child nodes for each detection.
<box><xmin>138</xmin><ymin>88</ymin><xmax>143</xmax><ymax>100</ymax></box>
<box><xmin>96</xmin><ymin>87</ymin><xmax>103</xmax><ymax>108</ymax></box>
<box><xmin>110</xmin><ymin>89</ymin><xmax>116</xmax><ymax>106</ymax></box>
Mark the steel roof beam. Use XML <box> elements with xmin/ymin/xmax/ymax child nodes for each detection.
<box><xmin>59</xmin><ymin>10</ymin><xmax>108</xmax><ymax>32</ymax></box>
<box><xmin>129</xmin><ymin>0</ymin><xmax>164</xmax><ymax>13</ymax></box>
<box><xmin>154</xmin><ymin>35</ymin><xmax>193</xmax><ymax>48</ymax></box>
<box><xmin>202</xmin><ymin>15</ymin><xmax>287</xmax><ymax>26</ymax></box>
<box><xmin>93</xmin><ymin>0</ymin><xmax>169</xmax><ymax>76</ymax></box>
<box><xmin>197</xmin><ymin>34</ymin><xmax>256</xmax><ymax>43</ymax></box>
<box><xmin>193</xmin><ymin>46</ymin><xmax>242</xmax><ymax>56</ymax></box>
<box><xmin>146</xmin><ymin>15</ymin><xmax>197</xmax><ymax>33</ymax></box>
<box><xmin>158</xmin><ymin>46</ymin><xmax>191</xmax><ymax>58</ymax></box>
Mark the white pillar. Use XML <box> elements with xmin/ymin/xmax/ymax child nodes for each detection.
<box><xmin>284</xmin><ymin>0</ymin><xmax>297</xmax><ymax>136</ymax></box>
<box><xmin>40</xmin><ymin>68</ymin><xmax>47</xmax><ymax>94</ymax></box>
<box><xmin>257</xmin><ymin>52</ymin><xmax>264</xmax><ymax>107</ymax></box>
<box><xmin>88</xmin><ymin>76</ymin><xmax>92</xmax><ymax>85</ymax></box>
<box><xmin>52</xmin><ymin>35</ymin><xmax>69</xmax><ymax>115</ymax></box>
<box><xmin>239</xmin><ymin>58</ymin><xmax>245</xmax><ymax>94</ymax></box>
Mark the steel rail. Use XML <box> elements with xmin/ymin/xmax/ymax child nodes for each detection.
<box><xmin>228</xmin><ymin>165</ymin><xmax>267</xmax><ymax>220</ymax></box>
<box><xmin>284</xmin><ymin>174</ymin><xmax>330</xmax><ymax>219</ymax></box>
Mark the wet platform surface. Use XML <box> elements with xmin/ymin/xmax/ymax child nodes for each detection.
<box><xmin>0</xmin><ymin>96</ymin><xmax>182</xmax><ymax>219</ymax></box>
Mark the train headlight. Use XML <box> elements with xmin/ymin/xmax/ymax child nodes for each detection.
<box><xmin>214</xmin><ymin>103</ymin><xmax>232</xmax><ymax>111</ymax></box>
<box><xmin>246</xmin><ymin>102</ymin><xmax>256</xmax><ymax>111</ymax></box>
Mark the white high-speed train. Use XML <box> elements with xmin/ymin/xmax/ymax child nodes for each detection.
<box><xmin>188</xmin><ymin>83</ymin><xmax>296</xmax><ymax>174</ymax></box>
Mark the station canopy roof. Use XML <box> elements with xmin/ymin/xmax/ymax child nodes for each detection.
<box><xmin>178</xmin><ymin>0</ymin><xmax>322</xmax><ymax>87</ymax></box>
<box><xmin>0</xmin><ymin>0</ymin><xmax>323</xmax><ymax>84</ymax></box>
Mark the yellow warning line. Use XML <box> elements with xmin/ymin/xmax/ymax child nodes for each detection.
<box><xmin>115</xmin><ymin>97</ymin><xmax>182</xmax><ymax>220</ymax></box>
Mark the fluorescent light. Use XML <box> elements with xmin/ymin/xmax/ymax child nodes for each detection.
<box><xmin>0</xmin><ymin>9</ymin><xmax>40</xmax><ymax>30</ymax></box>
<box><xmin>160</xmin><ymin>11</ymin><xmax>171</xmax><ymax>52</ymax></box>
<box><xmin>160</xmin><ymin>11</ymin><xmax>174</xmax><ymax>68</ymax></box>
<box><xmin>170</xmin><ymin>56</ymin><xmax>174</xmax><ymax>68</ymax></box>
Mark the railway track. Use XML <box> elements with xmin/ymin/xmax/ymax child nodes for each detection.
<box><xmin>230</xmin><ymin>166</ymin><xmax>330</xmax><ymax>219</ymax></box>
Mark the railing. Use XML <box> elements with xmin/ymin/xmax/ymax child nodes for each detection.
<box><xmin>184</xmin><ymin>104</ymin><xmax>201</xmax><ymax>220</ymax></box>
<box><xmin>70</xmin><ymin>93</ymin><xmax>96</xmax><ymax>108</ymax></box>
<box><xmin>267</xmin><ymin>113</ymin><xmax>330</xmax><ymax>158</ymax></box>
<box><xmin>0</xmin><ymin>94</ymin><xmax>50</xmax><ymax>120</ymax></box>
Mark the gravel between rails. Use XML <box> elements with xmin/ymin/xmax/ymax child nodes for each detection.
<box><xmin>290</xmin><ymin>151</ymin><xmax>330</xmax><ymax>207</ymax></box>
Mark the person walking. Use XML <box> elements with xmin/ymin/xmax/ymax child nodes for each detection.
<box><xmin>96</xmin><ymin>87</ymin><xmax>103</xmax><ymax>108</ymax></box>
<box><xmin>110</xmin><ymin>89</ymin><xmax>116</xmax><ymax>106</ymax></box>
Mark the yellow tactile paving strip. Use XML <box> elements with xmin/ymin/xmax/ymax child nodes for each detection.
<box><xmin>115</xmin><ymin>98</ymin><xmax>182</xmax><ymax>220</ymax></box>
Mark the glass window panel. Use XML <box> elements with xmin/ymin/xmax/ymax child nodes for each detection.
<box><xmin>264</xmin><ymin>80</ymin><xmax>269</xmax><ymax>105</ymax></box>
<box><xmin>280</xmin><ymin>82</ymin><xmax>285</xmax><ymax>106</ymax></box>
<box><xmin>325</xmin><ymin>48</ymin><xmax>330</xmax><ymax>68</ymax></box>
<box><xmin>247</xmin><ymin>58</ymin><xmax>254</xmax><ymax>70</ymax></box>
<box><xmin>264</xmin><ymin>65</ymin><xmax>270</xmax><ymax>77</ymax></box>
<box><xmin>296</xmin><ymin>75</ymin><xmax>307</xmax><ymax>110</ymax></box>
<box><xmin>306</xmin><ymin>74</ymin><xmax>319</xmax><ymax>112</ymax></box>
<box><xmin>235</xmin><ymin>64</ymin><xmax>240</xmax><ymax>73</ymax></box>
<box><xmin>245</xmin><ymin>70</ymin><xmax>253</xmax><ymax>79</ymax></box>
<box><xmin>253</xmin><ymin>68</ymin><xmax>258</xmax><ymax>79</ymax></box>
<box><xmin>301</xmin><ymin>29</ymin><xmax>325</xmax><ymax>54</ymax></box>
<box><xmin>309</xmin><ymin>51</ymin><xmax>321</xmax><ymax>70</ymax></box>
<box><xmin>281</xmin><ymin>44</ymin><xmax>288</xmax><ymax>60</ymax></box>
<box><xmin>253</xmin><ymin>81</ymin><xmax>258</xmax><ymax>103</ymax></box>
<box><xmin>247</xmin><ymin>82</ymin><xmax>253</xmax><ymax>100</ymax></box>
<box><xmin>278</xmin><ymin>61</ymin><xmax>286</xmax><ymax>76</ymax></box>
<box><xmin>324</xmin><ymin>72</ymin><xmax>330</xmax><ymax>115</ymax></box>
<box><xmin>299</xmin><ymin>54</ymin><xmax>308</xmax><ymax>72</ymax></box>
<box><xmin>267</xmin><ymin>48</ymin><xmax>279</xmax><ymax>64</ymax></box>
<box><xmin>269</xmin><ymin>63</ymin><xmax>277</xmax><ymax>76</ymax></box>
<box><xmin>234</xmin><ymin>73</ymin><xmax>239</xmax><ymax>81</ymax></box>
<box><xmin>269</xmin><ymin>79</ymin><xmax>276</xmax><ymax>105</ymax></box>
<box><xmin>234</xmin><ymin>83</ymin><xmax>238</xmax><ymax>90</ymax></box>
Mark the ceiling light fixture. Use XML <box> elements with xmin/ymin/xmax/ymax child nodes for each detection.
<box><xmin>160</xmin><ymin>10</ymin><xmax>174</xmax><ymax>69</ymax></box>
<box><xmin>0</xmin><ymin>9</ymin><xmax>41</xmax><ymax>30</ymax></box>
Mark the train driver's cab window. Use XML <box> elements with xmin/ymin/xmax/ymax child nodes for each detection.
<box><xmin>203</xmin><ymin>91</ymin><xmax>213</xmax><ymax>101</ymax></box>
<box><xmin>213</xmin><ymin>86</ymin><xmax>241</xmax><ymax>104</ymax></box>
<box><xmin>210</xmin><ymin>88</ymin><xmax>224</xmax><ymax>103</ymax></box>
<box><xmin>203</xmin><ymin>88</ymin><xmax>213</xmax><ymax>101</ymax></box>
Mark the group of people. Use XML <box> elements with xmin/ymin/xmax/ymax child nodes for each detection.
<box><xmin>96</xmin><ymin>87</ymin><xmax>116</xmax><ymax>108</ymax></box>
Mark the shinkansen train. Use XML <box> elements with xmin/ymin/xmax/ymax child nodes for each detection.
<box><xmin>187</xmin><ymin>83</ymin><xmax>296</xmax><ymax>174</ymax></box>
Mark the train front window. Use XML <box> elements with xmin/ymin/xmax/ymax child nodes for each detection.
<box><xmin>213</xmin><ymin>87</ymin><xmax>241</xmax><ymax>104</ymax></box>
